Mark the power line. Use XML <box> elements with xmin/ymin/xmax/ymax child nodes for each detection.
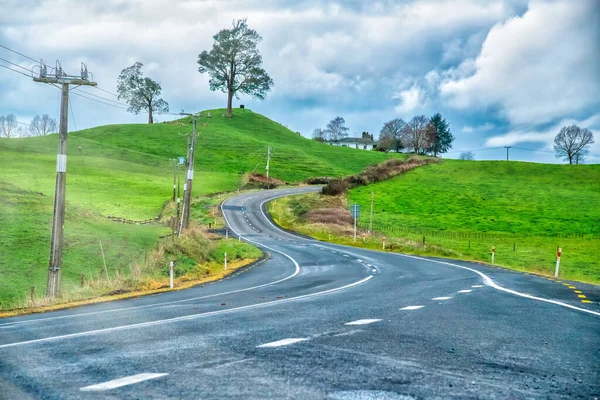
<box><xmin>0</xmin><ymin>56</ymin><xmax>31</xmax><ymax>72</ymax></box>
<box><xmin>71</xmin><ymin>90</ymin><xmax>129</xmax><ymax>110</ymax></box>
<box><xmin>0</xmin><ymin>63</ymin><xmax>31</xmax><ymax>78</ymax></box>
<box><xmin>0</xmin><ymin>44</ymin><xmax>38</xmax><ymax>63</ymax></box>
<box><xmin>94</xmin><ymin>86</ymin><xmax>119</xmax><ymax>98</ymax></box>
<box><xmin>72</xmin><ymin>87</ymin><xmax>128</xmax><ymax>107</ymax></box>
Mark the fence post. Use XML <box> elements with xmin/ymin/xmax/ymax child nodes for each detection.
<box><xmin>169</xmin><ymin>261</ymin><xmax>174</xmax><ymax>289</ymax></box>
<box><xmin>491</xmin><ymin>246</ymin><xmax>495</xmax><ymax>264</ymax></box>
<box><xmin>555</xmin><ymin>247</ymin><xmax>561</xmax><ymax>278</ymax></box>
<box><xmin>382</xmin><ymin>236</ymin><xmax>386</xmax><ymax>250</ymax></box>
<box><xmin>80</xmin><ymin>273</ymin><xmax>85</xmax><ymax>287</ymax></box>
<box><xmin>30</xmin><ymin>286</ymin><xmax>35</xmax><ymax>303</ymax></box>
<box><xmin>422</xmin><ymin>236</ymin><xmax>425</xmax><ymax>246</ymax></box>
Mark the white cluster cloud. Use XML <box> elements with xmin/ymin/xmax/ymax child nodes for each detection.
<box><xmin>440</xmin><ymin>0</ymin><xmax>600</xmax><ymax>125</ymax></box>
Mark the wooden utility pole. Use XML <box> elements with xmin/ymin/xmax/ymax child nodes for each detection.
<box><xmin>504</xmin><ymin>146</ymin><xmax>511</xmax><ymax>161</ymax></box>
<box><xmin>172</xmin><ymin>161</ymin><xmax>177</xmax><ymax>202</ymax></box>
<box><xmin>266</xmin><ymin>146</ymin><xmax>271</xmax><ymax>179</ymax></box>
<box><xmin>34</xmin><ymin>61</ymin><xmax>96</xmax><ymax>297</ymax></box>
<box><xmin>369</xmin><ymin>191</ymin><xmax>374</xmax><ymax>233</ymax></box>
<box><xmin>176</xmin><ymin>164</ymin><xmax>181</xmax><ymax>230</ymax></box>
<box><xmin>179</xmin><ymin>114</ymin><xmax>197</xmax><ymax>234</ymax></box>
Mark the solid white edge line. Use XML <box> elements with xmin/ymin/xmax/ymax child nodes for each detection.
<box><xmin>0</xmin><ymin>276</ymin><xmax>373</xmax><ymax>349</ymax></box>
<box><xmin>389</xmin><ymin>253</ymin><xmax>600</xmax><ymax>317</ymax></box>
<box><xmin>256</xmin><ymin>338</ymin><xmax>309</xmax><ymax>348</ymax></box>
<box><xmin>80</xmin><ymin>373</ymin><xmax>168</xmax><ymax>392</ymax></box>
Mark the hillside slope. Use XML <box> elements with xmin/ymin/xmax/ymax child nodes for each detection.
<box><xmin>0</xmin><ymin>108</ymin><xmax>390</xmax><ymax>309</ymax></box>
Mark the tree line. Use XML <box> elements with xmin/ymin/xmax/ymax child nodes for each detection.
<box><xmin>0</xmin><ymin>113</ymin><xmax>58</xmax><ymax>138</ymax></box>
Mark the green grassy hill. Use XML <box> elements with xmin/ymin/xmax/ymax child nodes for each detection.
<box><xmin>0</xmin><ymin>108</ymin><xmax>392</xmax><ymax>309</ymax></box>
<box><xmin>348</xmin><ymin>160</ymin><xmax>600</xmax><ymax>281</ymax></box>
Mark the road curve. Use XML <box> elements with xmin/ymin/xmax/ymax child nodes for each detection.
<box><xmin>0</xmin><ymin>186</ymin><xmax>598</xmax><ymax>399</ymax></box>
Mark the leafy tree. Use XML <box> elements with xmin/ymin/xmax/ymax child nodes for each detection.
<box><xmin>553</xmin><ymin>125</ymin><xmax>594</xmax><ymax>164</ymax></box>
<box><xmin>117</xmin><ymin>62</ymin><xmax>169</xmax><ymax>124</ymax></box>
<box><xmin>312</xmin><ymin>128</ymin><xmax>326</xmax><ymax>142</ymax></box>
<box><xmin>402</xmin><ymin>115</ymin><xmax>429</xmax><ymax>154</ymax></box>
<box><xmin>427</xmin><ymin>113</ymin><xmax>454</xmax><ymax>156</ymax></box>
<box><xmin>459</xmin><ymin>151</ymin><xmax>475</xmax><ymax>160</ymax></box>
<box><xmin>0</xmin><ymin>113</ymin><xmax>19</xmax><ymax>138</ymax></box>
<box><xmin>378</xmin><ymin>118</ymin><xmax>405</xmax><ymax>152</ymax></box>
<box><xmin>29</xmin><ymin>114</ymin><xmax>57</xmax><ymax>136</ymax></box>
<box><xmin>326</xmin><ymin>116</ymin><xmax>349</xmax><ymax>141</ymax></box>
<box><xmin>198</xmin><ymin>19</ymin><xmax>273</xmax><ymax>117</ymax></box>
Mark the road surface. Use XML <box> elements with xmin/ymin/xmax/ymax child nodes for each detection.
<box><xmin>0</xmin><ymin>186</ymin><xmax>598</xmax><ymax>399</ymax></box>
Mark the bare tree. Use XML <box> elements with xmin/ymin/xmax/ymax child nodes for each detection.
<box><xmin>402</xmin><ymin>115</ymin><xmax>430</xmax><ymax>154</ymax></box>
<box><xmin>326</xmin><ymin>117</ymin><xmax>349</xmax><ymax>141</ymax></box>
<box><xmin>574</xmin><ymin>148</ymin><xmax>588</xmax><ymax>165</ymax></box>
<box><xmin>29</xmin><ymin>114</ymin><xmax>58</xmax><ymax>136</ymax></box>
<box><xmin>553</xmin><ymin>125</ymin><xmax>594</xmax><ymax>164</ymax></box>
<box><xmin>459</xmin><ymin>151</ymin><xmax>475</xmax><ymax>160</ymax></box>
<box><xmin>378</xmin><ymin>118</ymin><xmax>405</xmax><ymax>152</ymax></box>
<box><xmin>312</xmin><ymin>128</ymin><xmax>326</xmax><ymax>142</ymax></box>
<box><xmin>0</xmin><ymin>113</ymin><xmax>19</xmax><ymax>138</ymax></box>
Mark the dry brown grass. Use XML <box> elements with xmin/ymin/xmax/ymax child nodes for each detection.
<box><xmin>306</xmin><ymin>208</ymin><xmax>353</xmax><ymax>226</ymax></box>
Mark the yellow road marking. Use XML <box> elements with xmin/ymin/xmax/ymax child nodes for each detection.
<box><xmin>568</xmin><ymin>286</ymin><xmax>576</xmax><ymax>289</ymax></box>
<box><xmin>581</xmin><ymin>300</ymin><xmax>592</xmax><ymax>303</ymax></box>
<box><xmin>574</xmin><ymin>290</ymin><xmax>582</xmax><ymax>294</ymax></box>
<box><xmin>577</xmin><ymin>294</ymin><xmax>587</xmax><ymax>298</ymax></box>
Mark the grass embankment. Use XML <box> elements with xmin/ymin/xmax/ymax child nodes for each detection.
<box><xmin>269</xmin><ymin>160</ymin><xmax>600</xmax><ymax>283</ymax></box>
<box><xmin>0</xmin><ymin>108</ymin><xmax>390</xmax><ymax>310</ymax></box>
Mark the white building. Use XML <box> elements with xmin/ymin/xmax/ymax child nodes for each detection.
<box><xmin>326</xmin><ymin>132</ymin><xmax>377</xmax><ymax>150</ymax></box>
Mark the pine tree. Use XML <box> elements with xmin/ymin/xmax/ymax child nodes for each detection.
<box><xmin>428</xmin><ymin>113</ymin><xmax>454</xmax><ymax>156</ymax></box>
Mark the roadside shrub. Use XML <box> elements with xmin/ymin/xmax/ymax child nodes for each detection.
<box><xmin>305</xmin><ymin>176</ymin><xmax>335</xmax><ymax>184</ymax></box>
<box><xmin>321</xmin><ymin>179</ymin><xmax>349</xmax><ymax>196</ymax></box>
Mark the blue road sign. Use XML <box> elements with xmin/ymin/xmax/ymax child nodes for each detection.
<box><xmin>178</xmin><ymin>156</ymin><xmax>185</xmax><ymax>165</ymax></box>
<box><xmin>350</xmin><ymin>204</ymin><xmax>360</xmax><ymax>218</ymax></box>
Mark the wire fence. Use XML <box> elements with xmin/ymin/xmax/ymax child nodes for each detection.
<box><xmin>358</xmin><ymin>221</ymin><xmax>600</xmax><ymax>240</ymax></box>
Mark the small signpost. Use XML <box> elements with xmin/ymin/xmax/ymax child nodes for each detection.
<box><xmin>178</xmin><ymin>156</ymin><xmax>185</xmax><ymax>165</ymax></box>
<box><xmin>350</xmin><ymin>204</ymin><xmax>360</xmax><ymax>243</ymax></box>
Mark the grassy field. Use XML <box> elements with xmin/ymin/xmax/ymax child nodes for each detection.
<box><xmin>0</xmin><ymin>108</ymin><xmax>389</xmax><ymax>310</ymax></box>
<box><xmin>269</xmin><ymin>160</ymin><xmax>600</xmax><ymax>283</ymax></box>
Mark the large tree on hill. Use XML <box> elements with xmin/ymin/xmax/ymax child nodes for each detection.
<box><xmin>198</xmin><ymin>19</ymin><xmax>273</xmax><ymax>117</ymax></box>
<box><xmin>427</xmin><ymin>113</ymin><xmax>454</xmax><ymax>156</ymax></box>
<box><xmin>378</xmin><ymin>118</ymin><xmax>405</xmax><ymax>152</ymax></box>
<box><xmin>29</xmin><ymin>114</ymin><xmax>57</xmax><ymax>136</ymax></box>
<box><xmin>326</xmin><ymin>117</ymin><xmax>349</xmax><ymax>141</ymax></box>
<box><xmin>553</xmin><ymin>125</ymin><xmax>594</xmax><ymax>164</ymax></box>
<box><xmin>312</xmin><ymin>128</ymin><xmax>326</xmax><ymax>142</ymax></box>
<box><xmin>403</xmin><ymin>115</ymin><xmax>430</xmax><ymax>154</ymax></box>
<box><xmin>117</xmin><ymin>62</ymin><xmax>169</xmax><ymax>124</ymax></box>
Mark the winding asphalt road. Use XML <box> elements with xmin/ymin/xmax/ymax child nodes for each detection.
<box><xmin>1</xmin><ymin>186</ymin><xmax>599</xmax><ymax>399</ymax></box>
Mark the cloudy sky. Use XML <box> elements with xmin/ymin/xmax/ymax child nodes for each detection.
<box><xmin>1</xmin><ymin>0</ymin><xmax>599</xmax><ymax>162</ymax></box>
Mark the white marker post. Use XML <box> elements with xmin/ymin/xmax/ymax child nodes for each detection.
<box><xmin>491</xmin><ymin>246</ymin><xmax>495</xmax><ymax>264</ymax></box>
<box><xmin>169</xmin><ymin>261</ymin><xmax>174</xmax><ymax>289</ymax></box>
<box><xmin>224</xmin><ymin>252</ymin><xmax>227</xmax><ymax>270</ymax></box>
<box><xmin>225</xmin><ymin>228</ymin><xmax>228</xmax><ymax>240</ymax></box>
<box><xmin>555</xmin><ymin>247</ymin><xmax>562</xmax><ymax>278</ymax></box>
<box><xmin>383</xmin><ymin>237</ymin><xmax>386</xmax><ymax>250</ymax></box>
<box><xmin>362</xmin><ymin>233</ymin><xmax>366</xmax><ymax>243</ymax></box>
<box><xmin>238</xmin><ymin>235</ymin><xmax>241</xmax><ymax>242</ymax></box>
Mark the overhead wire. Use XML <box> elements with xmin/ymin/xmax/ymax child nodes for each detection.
<box><xmin>0</xmin><ymin>44</ymin><xmax>38</xmax><ymax>63</ymax></box>
<box><xmin>71</xmin><ymin>87</ymin><xmax>128</xmax><ymax>107</ymax></box>
<box><xmin>0</xmin><ymin>56</ymin><xmax>31</xmax><ymax>72</ymax></box>
<box><xmin>0</xmin><ymin>63</ymin><xmax>31</xmax><ymax>78</ymax></box>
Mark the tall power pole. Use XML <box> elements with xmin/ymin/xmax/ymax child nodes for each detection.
<box><xmin>33</xmin><ymin>61</ymin><xmax>96</xmax><ymax>297</ymax></box>
<box><xmin>369</xmin><ymin>191</ymin><xmax>374</xmax><ymax>233</ymax></box>
<box><xmin>179</xmin><ymin>113</ymin><xmax>197</xmax><ymax>234</ymax></box>
<box><xmin>504</xmin><ymin>146</ymin><xmax>511</xmax><ymax>161</ymax></box>
<box><xmin>266</xmin><ymin>146</ymin><xmax>271</xmax><ymax>179</ymax></box>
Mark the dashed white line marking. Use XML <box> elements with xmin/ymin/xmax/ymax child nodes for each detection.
<box><xmin>257</xmin><ymin>338</ymin><xmax>309</xmax><ymax>348</ymax></box>
<box><xmin>399</xmin><ymin>305</ymin><xmax>424</xmax><ymax>310</ymax></box>
<box><xmin>366</xmin><ymin>264</ymin><xmax>373</xmax><ymax>267</ymax></box>
<box><xmin>371</xmin><ymin>269</ymin><xmax>377</xmax><ymax>273</ymax></box>
<box><xmin>356</xmin><ymin>259</ymin><xmax>363</xmax><ymax>263</ymax></box>
<box><xmin>80</xmin><ymin>373</ymin><xmax>168</xmax><ymax>392</ymax></box>
<box><xmin>458</xmin><ymin>290</ymin><xmax>472</xmax><ymax>293</ymax></box>
<box><xmin>343</xmin><ymin>255</ymin><xmax>350</xmax><ymax>258</ymax></box>
<box><xmin>432</xmin><ymin>297</ymin><xmax>453</xmax><ymax>301</ymax></box>
<box><xmin>471</xmin><ymin>285</ymin><xmax>484</xmax><ymax>288</ymax></box>
<box><xmin>345</xmin><ymin>319</ymin><xmax>381</xmax><ymax>326</ymax></box>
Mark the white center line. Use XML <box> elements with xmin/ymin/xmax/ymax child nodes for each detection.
<box><xmin>432</xmin><ymin>296</ymin><xmax>453</xmax><ymax>301</ymax></box>
<box><xmin>399</xmin><ymin>305</ymin><xmax>424</xmax><ymax>310</ymax></box>
<box><xmin>345</xmin><ymin>319</ymin><xmax>382</xmax><ymax>326</ymax></box>
<box><xmin>356</xmin><ymin>259</ymin><xmax>363</xmax><ymax>262</ymax></box>
<box><xmin>471</xmin><ymin>285</ymin><xmax>484</xmax><ymax>288</ymax></box>
<box><xmin>80</xmin><ymin>373</ymin><xmax>168</xmax><ymax>392</ymax></box>
<box><xmin>343</xmin><ymin>254</ymin><xmax>350</xmax><ymax>257</ymax></box>
<box><xmin>257</xmin><ymin>338</ymin><xmax>309</xmax><ymax>348</ymax></box>
<box><xmin>458</xmin><ymin>289</ymin><xmax>472</xmax><ymax>293</ymax></box>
